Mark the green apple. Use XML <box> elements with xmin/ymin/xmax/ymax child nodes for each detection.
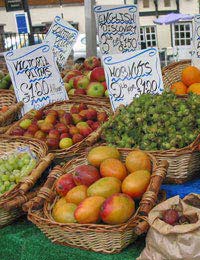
<box><xmin>105</xmin><ymin>90</ymin><xmax>109</xmax><ymax>97</ymax></box>
<box><xmin>68</xmin><ymin>89</ymin><xmax>75</xmax><ymax>95</ymax></box>
<box><xmin>19</xmin><ymin>119</ymin><xmax>32</xmax><ymax>129</ymax></box>
<box><xmin>86</xmin><ymin>82</ymin><xmax>104</xmax><ymax>97</ymax></box>
<box><xmin>59</xmin><ymin>138</ymin><xmax>73</xmax><ymax>149</ymax></box>
<box><xmin>64</xmin><ymin>82</ymin><xmax>72</xmax><ymax>92</ymax></box>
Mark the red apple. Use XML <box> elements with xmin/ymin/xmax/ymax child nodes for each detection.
<box><xmin>49</xmin><ymin>129</ymin><xmax>60</xmax><ymax>139</ymax></box>
<box><xmin>46</xmin><ymin>138</ymin><xmax>59</xmax><ymax>149</ymax></box>
<box><xmin>34</xmin><ymin>110</ymin><xmax>43</xmax><ymax>120</ymax></box>
<box><xmin>60</xmin><ymin>133</ymin><xmax>71</xmax><ymax>139</ymax></box>
<box><xmin>44</xmin><ymin>114</ymin><xmax>57</xmax><ymax>125</ymax></box>
<box><xmin>45</xmin><ymin>110</ymin><xmax>58</xmax><ymax>118</ymax></box>
<box><xmin>70</xmin><ymin>105</ymin><xmax>79</xmax><ymax>114</ymax></box>
<box><xmin>87</xmin><ymin>82</ymin><xmax>105</xmax><ymax>97</ymax></box>
<box><xmin>55</xmin><ymin>173</ymin><xmax>76</xmax><ymax>196</ymax></box>
<box><xmin>86</xmin><ymin>120</ymin><xmax>94</xmax><ymax>128</ymax></box>
<box><xmin>78</xmin><ymin>103</ymin><xmax>88</xmax><ymax>112</ymax></box>
<box><xmin>40</xmin><ymin>123</ymin><xmax>54</xmax><ymax>133</ymax></box>
<box><xmin>57</xmin><ymin>109</ymin><xmax>66</xmax><ymax>118</ymax></box>
<box><xmin>74</xmin><ymin>75</ymin><xmax>90</xmax><ymax>89</ymax></box>
<box><xmin>90</xmin><ymin>67</ymin><xmax>105</xmax><ymax>82</ymax></box>
<box><xmin>69</xmin><ymin>126</ymin><xmax>79</xmax><ymax>135</ymax></box>
<box><xmin>91</xmin><ymin>121</ymin><xmax>100</xmax><ymax>130</ymax></box>
<box><xmin>28</xmin><ymin>124</ymin><xmax>39</xmax><ymax>134</ymax></box>
<box><xmin>74</xmin><ymin>89</ymin><xmax>86</xmax><ymax>95</ymax></box>
<box><xmin>79</xmin><ymin>110</ymin><xmax>87</xmax><ymax>120</ymax></box>
<box><xmin>72</xmin><ymin>134</ymin><xmax>84</xmax><ymax>144</ymax></box>
<box><xmin>73</xmin><ymin>165</ymin><xmax>101</xmax><ymax>186</ymax></box>
<box><xmin>24</xmin><ymin>131</ymin><xmax>34</xmax><ymax>138</ymax></box>
<box><xmin>60</xmin><ymin>113</ymin><xmax>73</xmax><ymax>125</ymax></box>
<box><xmin>63</xmin><ymin>70</ymin><xmax>82</xmax><ymax>83</ymax></box>
<box><xmin>55</xmin><ymin>123</ymin><xmax>69</xmax><ymax>134</ymax></box>
<box><xmin>97</xmin><ymin>111</ymin><xmax>108</xmax><ymax>123</ymax></box>
<box><xmin>101</xmin><ymin>81</ymin><xmax>107</xmax><ymax>91</ymax></box>
<box><xmin>84</xmin><ymin>56</ymin><xmax>101</xmax><ymax>70</ymax></box>
<box><xmin>85</xmin><ymin>109</ymin><xmax>97</xmax><ymax>120</ymax></box>
<box><xmin>79</xmin><ymin>126</ymin><xmax>93</xmax><ymax>137</ymax></box>
<box><xmin>34</xmin><ymin>130</ymin><xmax>46</xmax><ymax>140</ymax></box>
<box><xmin>10</xmin><ymin>127</ymin><xmax>25</xmax><ymax>136</ymax></box>
<box><xmin>72</xmin><ymin>114</ymin><xmax>83</xmax><ymax>124</ymax></box>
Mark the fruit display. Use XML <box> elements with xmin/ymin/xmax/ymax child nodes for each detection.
<box><xmin>52</xmin><ymin>146</ymin><xmax>152</xmax><ymax>224</ymax></box>
<box><xmin>9</xmin><ymin>102</ymin><xmax>109</xmax><ymax>150</ymax></box>
<box><xmin>170</xmin><ymin>65</ymin><xmax>200</xmax><ymax>95</ymax></box>
<box><xmin>102</xmin><ymin>91</ymin><xmax>200</xmax><ymax>150</ymax></box>
<box><xmin>0</xmin><ymin>151</ymin><xmax>37</xmax><ymax>194</ymax></box>
<box><xmin>62</xmin><ymin>56</ymin><xmax>108</xmax><ymax>98</ymax></box>
<box><xmin>0</xmin><ymin>72</ymin><xmax>13</xmax><ymax>90</ymax></box>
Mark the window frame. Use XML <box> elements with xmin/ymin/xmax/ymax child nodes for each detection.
<box><xmin>172</xmin><ymin>22</ymin><xmax>192</xmax><ymax>47</ymax></box>
<box><xmin>140</xmin><ymin>25</ymin><xmax>157</xmax><ymax>49</ymax></box>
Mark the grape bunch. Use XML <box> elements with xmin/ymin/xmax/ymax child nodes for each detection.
<box><xmin>102</xmin><ymin>92</ymin><xmax>200</xmax><ymax>150</ymax></box>
<box><xmin>0</xmin><ymin>152</ymin><xmax>37</xmax><ymax>195</ymax></box>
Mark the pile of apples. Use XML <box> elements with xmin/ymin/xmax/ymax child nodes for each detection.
<box><xmin>9</xmin><ymin>103</ymin><xmax>108</xmax><ymax>150</ymax></box>
<box><xmin>52</xmin><ymin>146</ymin><xmax>152</xmax><ymax>225</ymax></box>
<box><xmin>62</xmin><ymin>56</ymin><xmax>108</xmax><ymax>98</ymax></box>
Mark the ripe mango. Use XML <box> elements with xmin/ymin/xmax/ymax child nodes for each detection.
<box><xmin>52</xmin><ymin>198</ymin><xmax>77</xmax><ymax>223</ymax></box>
<box><xmin>100</xmin><ymin>193</ymin><xmax>135</xmax><ymax>225</ymax></box>
<box><xmin>65</xmin><ymin>185</ymin><xmax>87</xmax><ymax>205</ymax></box>
<box><xmin>87</xmin><ymin>177</ymin><xmax>121</xmax><ymax>198</ymax></box>
<box><xmin>87</xmin><ymin>146</ymin><xmax>120</xmax><ymax>167</ymax></box>
<box><xmin>74</xmin><ymin>196</ymin><xmax>105</xmax><ymax>224</ymax></box>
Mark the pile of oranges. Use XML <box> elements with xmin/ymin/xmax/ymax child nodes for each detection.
<box><xmin>170</xmin><ymin>66</ymin><xmax>200</xmax><ymax>95</ymax></box>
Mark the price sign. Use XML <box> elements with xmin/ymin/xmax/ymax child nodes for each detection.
<box><xmin>45</xmin><ymin>16</ymin><xmax>79</xmax><ymax>68</ymax></box>
<box><xmin>4</xmin><ymin>43</ymin><xmax>68</xmax><ymax>115</ymax></box>
<box><xmin>192</xmin><ymin>15</ymin><xmax>200</xmax><ymax>69</ymax></box>
<box><xmin>94</xmin><ymin>5</ymin><xmax>140</xmax><ymax>55</ymax></box>
<box><xmin>103</xmin><ymin>47</ymin><xmax>164</xmax><ymax>111</ymax></box>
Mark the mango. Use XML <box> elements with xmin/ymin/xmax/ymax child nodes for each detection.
<box><xmin>65</xmin><ymin>185</ymin><xmax>87</xmax><ymax>205</ymax></box>
<box><xmin>87</xmin><ymin>177</ymin><xmax>121</xmax><ymax>198</ymax></box>
<box><xmin>52</xmin><ymin>198</ymin><xmax>77</xmax><ymax>223</ymax></box>
<box><xmin>74</xmin><ymin>196</ymin><xmax>105</xmax><ymax>224</ymax></box>
<box><xmin>87</xmin><ymin>146</ymin><xmax>120</xmax><ymax>167</ymax></box>
<box><xmin>100</xmin><ymin>193</ymin><xmax>135</xmax><ymax>225</ymax></box>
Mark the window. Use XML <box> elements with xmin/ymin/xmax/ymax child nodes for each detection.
<box><xmin>173</xmin><ymin>22</ymin><xmax>192</xmax><ymax>46</ymax></box>
<box><xmin>164</xmin><ymin>0</ymin><xmax>171</xmax><ymax>7</ymax></box>
<box><xmin>140</xmin><ymin>26</ymin><xmax>157</xmax><ymax>49</ymax></box>
<box><xmin>143</xmin><ymin>0</ymin><xmax>149</xmax><ymax>8</ymax></box>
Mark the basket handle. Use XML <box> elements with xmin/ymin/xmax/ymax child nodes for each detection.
<box><xmin>23</xmin><ymin>165</ymin><xmax>64</xmax><ymax>212</ymax></box>
<box><xmin>3</xmin><ymin>189</ymin><xmax>38</xmax><ymax>211</ymax></box>
<box><xmin>86</xmin><ymin>127</ymin><xmax>102</xmax><ymax>146</ymax></box>
<box><xmin>190</xmin><ymin>134</ymin><xmax>200</xmax><ymax>151</ymax></box>
<box><xmin>19</xmin><ymin>153</ymin><xmax>54</xmax><ymax>195</ymax></box>
<box><xmin>0</xmin><ymin>101</ymin><xmax>23</xmax><ymax>125</ymax></box>
<box><xmin>132</xmin><ymin>160</ymin><xmax>169</xmax><ymax>235</ymax></box>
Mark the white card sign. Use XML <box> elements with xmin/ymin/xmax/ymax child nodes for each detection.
<box><xmin>4</xmin><ymin>43</ymin><xmax>68</xmax><ymax>115</ymax></box>
<box><xmin>103</xmin><ymin>47</ymin><xmax>164</xmax><ymax>111</ymax></box>
<box><xmin>45</xmin><ymin>16</ymin><xmax>79</xmax><ymax>67</ymax></box>
<box><xmin>192</xmin><ymin>15</ymin><xmax>200</xmax><ymax>69</ymax></box>
<box><xmin>94</xmin><ymin>5</ymin><xmax>140</xmax><ymax>55</ymax></box>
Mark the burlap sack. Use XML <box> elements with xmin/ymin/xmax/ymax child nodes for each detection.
<box><xmin>137</xmin><ymin>195</ymin><xmax>200</xmax><ymax>260</ymax></box>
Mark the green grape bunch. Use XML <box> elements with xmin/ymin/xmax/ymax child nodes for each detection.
<box><xmin>102</xmin><ymin>92</ymin><xmax>200</xmax><ymax>150</ymax></box>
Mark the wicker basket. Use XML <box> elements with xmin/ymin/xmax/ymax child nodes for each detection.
<box><xmin>26</xmin><ymin>150</ymin><xmax>168</xmax><ymax>254</ymax></box>
<box><xmin>0</xmin><ymin>90</ymin><xmax>23</xmax><ymax>132</ymax></box>
<box><xmin>0</xmin><ymin>135</ymin><xmax>54</xmax><ymax>227</ymax></box>
<box><xmin>69</xmin><ymin>94</ymin><xmax>110</xmax><ymax>106</ymax></box>
<box><xmin>162</xmin><ymin>60</ymin><xmax>191</xmax><ymax>93</ymax></box>
<box><xmin>6</xmin><ymin>100</ymin><xmax>111</xmax><ymax>160</ymax></box>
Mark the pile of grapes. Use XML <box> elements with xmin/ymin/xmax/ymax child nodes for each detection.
<box><xmin>102</xmin><ymin>92</ymin><xmax>200</xmax><ymax>150</ymax></box>
<box><xmin>0</xmin><ymin>152</ymin><xmax>37</xmax><ymax>195</ymax></box>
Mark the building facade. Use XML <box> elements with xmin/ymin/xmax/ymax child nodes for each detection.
<box><xmin>0</xmin><ymin>0</ymin><xmax>199</xmax><ymax>53</ymax></box>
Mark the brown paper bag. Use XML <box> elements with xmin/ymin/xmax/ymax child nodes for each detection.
<box><xmin>137</xmin><ymin>195</ymin><xmax>200</xmax><ymax>260</ymax></box>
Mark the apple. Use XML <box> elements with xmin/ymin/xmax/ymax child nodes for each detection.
<box><xmin>86</xmin><ymin>71</ymin><xmax>92</xmax><ymax>80</ymax></box>
<box><xmin>24</xmin><ymin>131</ymin><xmax>34</xmax><ymax>138</ymax></box>
<box><xmin>74</xmin><ymin>75</ymin><xmax>90</xmax><ymax>89</ymax></box>
<box><xmin>63</xmin><ymin>70</ymin><xmax>82</xmax><ymax>83</ymax></box>
<box><xmin>85</xmin><ymin>109</ymin><xmax>97</xmax><ymax>120</ymax></box>
<box><xmin>46</xmin><ymin>138</ymin><xmax>59</xmax><ymax>149</ymax></box>
<box><xmin>79</xmin><ymin>126</ymin><xmax>93</xmax><ymax>137</ymax></box>
<box><xmin>56</xmin><ymin>173</ymin><xmax>76</xmax><ymax>197</ymax></box>
<box><xmin>68</xmin><ymin>77</ymin><xmax>75</xmax><ymax>88</ymax></box>
<box><xmin>34</xmin><ymin>130</ymin><xmax>46</xmax><ymax>140</ymax></box>
<box><xmin>76</xmin><ymin>122</ymin><xmax>89</xmax><ymax>129</ymax></box>
<box><xmin>28</xmin><ymin>123</ymin><xmax>39</xmax><ymax>134</ymax></box>
<box><xmin>74</xmin><ymin>89</ymin><xmax>86</xmax><ymax>95</ymax></box>
<box><xmin>11</xmin><ymin>127</ymin><xmax>25</xmax><ymax>136</ymax></box>
<box><xmin>84</xmin><ymin>56</ymin><xmax>101</xmax><ymax>70</ymax></box>
<box><xmin>105</xmin><ymin>89</ymin><xmax>109</xmax><ymax>97</ymax></box>
<box><xmin>55</xmin><ymin>123</ymin><xmax>69</xmax><ymax>134</ymax></box>
<box><xmin>57</xmin><ymin>109</ymin><xmax>65</xmax><ymax>118</ymax></box>
<box><xmin>49</xmin><ymin>129</ymin><xmax>60</xmax><ymax>139</ymax></box>
<box><xmin>37</xmin><ymin>120</ymin><xmax>45</xmax><ymax>129</ymax></box>
<box><xmin>44</xmin><ymin>110</ymin><xmax>58</xmax><ymax>117</ymax></box>
<box><xmin>60</xmin><ymin>133</ymin><xmax>71</xmax><ymax>139</ymax></box>
<box><xmin>78</xmin><ymin>103</ymin><xmax>88</xmax><ymax>112</ymax></box>
<box><xmin>40</xmin><ymin>123</ymin><xmax>54</xmax><ymax>133</ymax></box>
<box><xmin>68</xmin><ymin>89</ymin><xmax>75</xmax><ymax>95</ymax></box>
<box><xmin>101</xmin><ymin>81</ymin><xmax>107</xmax><ymax>91</ymax></box>
<box><xmin>90</xmin><ymin>67</ymin><xmax>105</xmax><ymax>82</ymax></box>
<box><xmin>87</xmin><ymin>82</ymin><xmax>105</xmax><ymax>97</ymax></box>
<box><xmin>69</xmin><ymin>126</ymin><xmax>79</xmax><ymax>135</ymax></box>
<box><xmin>72</xmin><ymin>114</ymin><xmax>83</xmax><ymax>124</ymax></box>
<box><xmin>60</xmin><ymin>113</ymin><xmax>73</xmax><ymax>126</ymax></box>
<box><xmin>19</xmin><ymin>119</ymin><xmax>32</xmax><ymax>130</ymax></box>
<box><xmin>91</xmin><ymin>121</ymin><xmax>100</xmax><ymax>130</ymax></box>
<box><xmin>72</xmin><ymin>134</ymin><xmax>84</xmax><ymax>144</ymax></box>
<box><xmin>86</xmin><ymin>120</ymin><xmax>94</xmax><ymax>128</ymax></box>
<box><xmin>33</xmin><ymin>110</ymin><xmax>43</xmax><ymax>120</ymax></box>
<box><xmin>59</xmin><ymin>138</ymin><xmax>73</xmax><ymax>149</ymax></box>
<box><xmin>97</xmin><ymin>111</ymin><xmax>108</xmax><ymax>123</ymax></box>
<box><xmin>44</xmin><ymin>114</ymin><xmax>57</xmax><ymax>125</ymax></box>
<box><xmin>70</xmin><ymin>105</ymin><xmax>79</xmax><ymax>114</ymax></box>
<box><xmin>64</xmin><ymin>82</ymin><xmax>72</xmax><ymax>92</ymax></box>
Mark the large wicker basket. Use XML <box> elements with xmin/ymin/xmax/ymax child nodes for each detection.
<box><xmin>0</xmin><ymin>90</ymin><xmax>23</xmax><ymax>133</ymax></box>
<box><xmin>0</xmin><ymin>135</ymin><xmax>54</xmax><ymax>227</ymax></box>
<box><xmin>6</xmin><ymin>100</ymin><xmax>111</xmax><ymax>161</ymax></box>
<box><xmin>162</xmin><ymin>60</ymin><xmax>191</xmax><ymax>91</ymax></box>
<box><xmin>26</xmin><ymin>149</ymin><xmax>168</xmax><ymax>254</ymax></box>
<box><xmin>69</xmin><ymin>94</ymin><xmax>110</xmax><ymax>106</ymax></box>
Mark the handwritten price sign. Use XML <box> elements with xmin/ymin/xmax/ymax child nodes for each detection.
<box><xmin>94</xmin><ymin>5</ymin><xmax>140</xmax><ymax>55</ymax></box>
<box><xmin>192</xmin><ymin>15</ymin><xmax>200</xmax><ymax>69</ymax></box>
<box><xmin>4</xmin><ymin>43</ymin><xmax>68</xmax><ymax>115</ymax></box>
<box><xmin>45</xmin><ymin>16</ymin><xmax>79</xmax><ymax>68</ymax></box>
<box><xmin>103</xmin><ymin>47</ymin><xmax>164</xmax><ymax>111</ymax></box>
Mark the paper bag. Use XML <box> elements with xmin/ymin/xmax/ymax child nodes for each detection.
<box><xmin>137</xmin><ymin>195</ymin><xmax>200</xmax><ymax>260</ymax></box>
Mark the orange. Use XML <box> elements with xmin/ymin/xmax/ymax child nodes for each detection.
<box><xmin>125</xmin><ymin>150</ymin><xmax>151</xmax><ymax>173</ymax></box>
<box><xmin>181</xmin><ymin>66</ymin><xmax>200</xmax><ymax>86</ymax></box>
<box><xmin>122</xmin><ymin>170</ymin><xmax>151</xmax><ymax>199</ymax></box>
<box><xmin>100</xmin><ymin>158</ymin><xmax>127</xmax><ymax>181</ymax></box>
<box><xmin>187</xmin><ymin>83</ymin><xmax>200</xmax><ymax>94</ymax></box>
<box><xmin>170</xmin><ymin>81</ymin><xmax>187</xmax><ymax>95</ymax></box>
<box><xmin>1</xmin><ymin>105</ymin><xmax>8</xmax><ymax>113</ymax></box>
